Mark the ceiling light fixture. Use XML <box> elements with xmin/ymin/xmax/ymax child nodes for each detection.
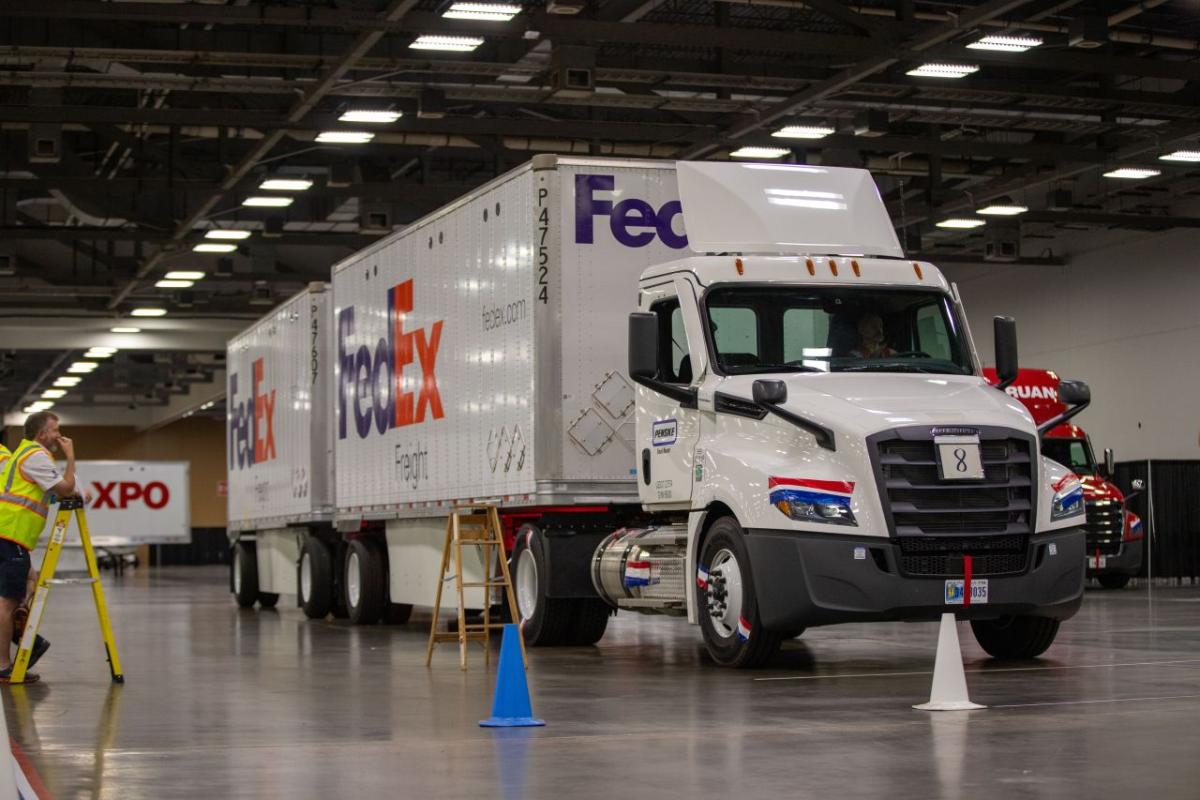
<box><xmin>54</xmin><ymin>377</ymin><xmax>82</xmax><ymax>387</ymax></box>
<box><xmin>976</xmin><ymin>204</ymin><xmax>1029</xmax><ymax>216</ymax></box>
<box><xmin>156</xmin><ymin>279</ymin><xmax>195</xmax><ymax>289</ymax></box>
<box><xmin>24</xmin><ymin>402</ymin><xmax>54</xmax><ymax>413</ymax></box>
<box><xmin>314</xmin><ymin>131</ymin><xmax>376</xmax><ymax>144</ymax></box>
<box><xmin>41</xmin><ymin>389</ymin><xmax>67</xmax><ymax>399</ymax></box>
<box><xmin>194</xmin><ymin>243</ymin><xmax>238</xmax><ymax>253</ymax></box>
<box><xmin>165</xmin><ymin>271</ymin><xmax>205</xmax><ymax>281</ymax></box>
<box><xmin>442</xmin><ymin>2</ymin><xmax>521</xmax><ymax>21</ymax></box>
<box><xmin>130</xmin><ymin>308</ymin><xmax>168</xmax><ymax>317</ymax></box>
<box><xmin>259</xmin><ymin>178</ymin><xmax>314</xmax><ymax>191</ymax></box>
<box><xmin>204</xmin><ymin>230</ymin><xmax>252</xmax><ymax>240</ymax></box>
<box><xmin>906</xmin><ymin>63</ymin><xmax>979</xmax><ymax>79</ymax></box>
<box><xmin>67</xmin><ymin>362</ymin><xmax>99</xmax><ymax>373</ymax></box>
<box><xmin>110</xmin><ymin>326</ymin><xmax>141</xmax><ymax>334</ymax></box>
<box><xmin>935</xmin><ymin>218</ymin><xmax>987</xmax><ymax>229</ymax></box>
<box><xmin>967</xmin><ymin>34</ymin><xmax>1042</xmax><ymax>52</ymax></box>
<box><xmin>772</xmin><ymin>125</ymin><xmax>836</xmax><ymax>140</ymax></box>
<box><xmin>337</xmin><ymin>110</ymin><xmax>403</xmax><ymax>124</ymax></box>
<box><xmin>241</xmin><ymin>196</ymin><xmax>294</xmax><ymax>207</ymax></box>
<box><xmin>1102</xmin><ymin>167</ymin><xmax>1160</xmax><ymax>180</ymax></box>
<box><xmin>729</xmin><ymin>146</ymin><xmax>790</xmax><ymax>159</ymax></box>
<box><xmin>1159</xmin><ymin>150</ymin><xmax>1200</xmax><ymax>163</ymax></box>
<box><xmin>409</xmin><ymin>35</ymin><xmax>485</xmax><ymax>52</ymax></box>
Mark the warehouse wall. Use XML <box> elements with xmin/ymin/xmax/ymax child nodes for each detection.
<box><xmin>2</xmin><ymin>417</ymin><xmax>227</xmax><ymax>527</ymax></box>
<box><xmin>943</xmin><ymin>227</ymin><xmax>1200</xmax><ymax>461</ymax></box>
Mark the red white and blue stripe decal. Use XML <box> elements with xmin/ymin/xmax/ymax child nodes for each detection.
<box><xmin>624</xmin><ymin>559</ymin><xmax>656</xmax><ymax>588</ymax></box>
<box><xmin>768</xmin><ymin>477</ymin><xmax>854</xmax><ymax>511</ymax></box>
<box><xmin>696</xmin><ymin>565</ymin><xmax>709</xmax><ymax>591</ymax></box>
<box><xmin>736</xmin><ymin>616</ymin><xmax>751</xmax><ymax>642</ymax></box>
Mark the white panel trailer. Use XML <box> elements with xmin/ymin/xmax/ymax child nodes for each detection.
<box><xmin>226</xmin><ymin>283</ymin><xmax>334</xmax><ymax>609</ymax></box>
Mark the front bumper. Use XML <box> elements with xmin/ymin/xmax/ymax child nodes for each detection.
<box><xmin>1086</xmin><ymin>538</ymin><xmax>1143</xmax><ymax>578</ymax></box>
<box><xmin>745</xmin><ymin>527</ymin><xmax>1085</xmax><ymax>631</ymax></box>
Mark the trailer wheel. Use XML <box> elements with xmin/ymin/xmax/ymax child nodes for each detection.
<box><xmin>510</xmin><ymin>525</ymin><xmax>573</xmax><ymax>646</ymax></box>
<box><xmin>344</xmin><ymin>538</ymin><xmax>387</xmax><ymax>625</ymax></box>
<box><xmin>258</xmin><ymin>592</ymin><xmax>280</xmax><ymax>608</ymax></box>
<box><xmin>232</xmin><ymin>541</ymin><xmax>259</xmax><ymax>608</ymax></box>
<box><xmin>567</xmin><ymin>599</ymin><xmax>611</xmax><ymax>646</ymax></box>
<box><xmin>970</xmin><ymin>615</ymin><xmax>1060</xmax><ymax>659</ymax></box>
<box><xmin>696</xmin><ymin>517</ymin><xmax>782</xmax><ymax>668</ymax></box>
<box><xmin>1098</xmin><ymin>574</ymin><xmax>1131</xmax><ymax>590</ymax></box>
<box><xmin>299</xmin><ymin>536</ymin><xmax>334</xmax><ymax>619</ymax></box>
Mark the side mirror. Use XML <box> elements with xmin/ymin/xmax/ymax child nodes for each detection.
<box><xmin>752</xmin><ymin>379</ymin><xmax>788</xmax><ymax>405</ymax></box>
<box><xmin>993</xmin><ymin>316</ymin><xmax>1018</xmax><ymax>389</ymax></box>
<box><xmin>1104</xmin><ymin>447</ymin><xmax>1115</xmax><ymax>479</ymax></box>
<box><xmin>1059</xmin><ymin>379</ymin><xmax>1091</xmax><ymax>406</ymax></box>
<box><xmin>628</xmin><ymin>312</ymin><xmax>658</xmax><ymax>381</ymax></box>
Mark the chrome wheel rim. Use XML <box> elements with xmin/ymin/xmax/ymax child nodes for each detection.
<box><xmin>347</xmin><ymin>551</ymin><xmax>362</xmax><ymax>608</ymax></box>
<box><xmin>706</xmin><ymin>548</ymin><xmax>744</xmax><ymax>639</ymax></box>
<box><xmin>300</xmin><ymin>551</ymin><xmax>312</xmax><ymax>602</ymax></box>
<box><xmin>516</xmin><ymin>548</ymin><xmax>538</xmax><ymax>621</ymax></box>
<box><xmin>233</xmin><ymin>550</ymin><xmax>242</xmax><ymax>595</ymax></box>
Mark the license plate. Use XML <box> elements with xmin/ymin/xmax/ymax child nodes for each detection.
<box><xmin>945</xmin><ymin>579</ymin><xmax>989</xmax><ymax>605</ymax></box>
<box><xmin>935</xmin><ymin>435</ymin><xmax>984</xmax><ymax>481</ymax></box>
<box><xmin>1088</xmin><ymin>555</ymin><xmax>1107</xmax><ymax>569</ymax></box>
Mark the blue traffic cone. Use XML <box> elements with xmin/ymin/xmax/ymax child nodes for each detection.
<box><xmin>479</xmin><ymin>624</ymin><xmax>545</xmax><ymax>728</ymax></box>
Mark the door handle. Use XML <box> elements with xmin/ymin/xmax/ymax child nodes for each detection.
<box><xmin>641</xmin><ymin>448</ymin><xmax>651</xmax><ymax>485</ymax></box>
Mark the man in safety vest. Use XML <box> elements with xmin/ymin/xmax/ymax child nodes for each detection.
<box><xmin>0</xmin><ymin>411</ymin><xmax>73</xmax><ymax>683</ymax></box>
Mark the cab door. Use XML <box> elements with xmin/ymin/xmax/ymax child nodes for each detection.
<box><xmin>637</xmin><ymin>276</ymin><xmax>706</xmax><ymax>508</ymax></box>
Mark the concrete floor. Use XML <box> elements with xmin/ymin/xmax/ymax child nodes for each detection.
<box><xmin>6</xmin><ymin>567</ymin><xmax>1200</xmax><ymax>799</ymax></box>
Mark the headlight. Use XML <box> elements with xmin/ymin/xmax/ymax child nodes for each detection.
<box><xmin>1051</xmin><ymin>480</ymin><xmax>1085</xmax><ymax>521</ymax></box>
<box><xmin>770</xmin><ymin>488</ymin><xmax>856</xmax><ymax>526</ymax></box>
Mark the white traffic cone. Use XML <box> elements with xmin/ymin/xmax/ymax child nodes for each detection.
<box><xmin>913</xmin><ymin>613</ymin><xmax>985</xmax><ymax>711</ymax></box>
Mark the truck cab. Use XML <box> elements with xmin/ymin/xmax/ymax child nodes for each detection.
<box><xmin>592</xmin><ymin>162</ymin><xmax>1089</xmax><ymax>666</ymax></box>
<box><xmin>984</xmin><ymin>368</ymin><xmax>1144</xmax><ymax>589</ymax></box>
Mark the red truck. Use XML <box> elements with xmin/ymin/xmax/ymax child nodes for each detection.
<box><xmin>985</xmin><ymin>368</ymin><xmax>1144</xmax><ymax>589</ymax></box>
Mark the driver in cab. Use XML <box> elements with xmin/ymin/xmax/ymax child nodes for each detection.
<box><xmin>848</xmin><ymin>312</ymin><xmax>896</xmax><ymax>359</ymax></box>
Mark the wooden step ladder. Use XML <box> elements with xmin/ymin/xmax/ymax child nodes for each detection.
<box><xmin>425</xmin><ymin>505</ymin><xmax>525</xmax><ymax>670</ymax></box>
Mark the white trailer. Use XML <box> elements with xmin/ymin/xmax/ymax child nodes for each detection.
<box><xmin>226</xmin><ymin>283</ymin><xmax>335</xmax><ymax>612</ymax></box>
<box><xmin>231</xmin><ymin>157</ymin><xmax>1089</xmax><ymax>667</ymax></box>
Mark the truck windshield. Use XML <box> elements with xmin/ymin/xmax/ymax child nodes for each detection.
<box><xmin>1041</xmin><ymin>438</ymin><xmax>1096</xmax><ymax>475</ymax></box>
<box><xmin>703</xmin><ymin>286</ymin><xmax>973</xmax><ymax>375</ymax></box>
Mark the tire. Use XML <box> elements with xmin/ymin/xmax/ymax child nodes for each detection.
<box><xmin>344</xmin><ymin>538</ymin><xmax>387</xmax><ymax>625</ymax></box>
<box><xmin>970</xmin><ymin>615</ymin><xmax>1061</xmax><ymax>659</ymax></box>
<box><xmin>232</xmin><ymin>541</ymin><xmax>259</xmax><ymax>609</ymax></box>
<box><xmin>330</xmin><ymin>542</ymin><xmax>350</xmax><ymax>619</ymax></box>
<box><xmin>567</xmin><ymin>599</ymin><xmax>611</xmax><ymax>646</ymax></box>
<box><xmin>258</xmin><ymin>592</ymin><xmax>280</xmax><ymax>608</ymax></box>
<box><xmin>299</xmin><ymin>536</ymin><xmax>334</xmax><ymax>619</ymax></box>
<box><xmin>696</xmin><ymin>516</ymin><xmax>782</xmax><ymax>668</ymax></box>
<box><xmin>510</xmin><ymin>525</ymin><xmax>574</xmax><ymax>646</ymax></box>
<box><xmin>1098</xmin><ymin>574</ymin><xmax>1131</xmax><ymax>590</ymax></box>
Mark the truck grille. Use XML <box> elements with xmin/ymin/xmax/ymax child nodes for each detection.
<box><xmin>870</xmin><ymin>427</ymin><xmax>1037</xmax><ymax>577</ymax></box>
<box><xmin>1084</xmin><ymin>500</ymin><xmax>1124</xmax><ymax>556</ymax></box>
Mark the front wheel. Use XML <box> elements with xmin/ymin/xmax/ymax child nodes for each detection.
<box><xmin>1098</xmin><ymin>574</ymin><xmax>1131</xmax><ymax>590</ymax></box>
<box><xmin>971</xmin><ymin>615</ymin><xmax>1060</xmax><ymax>659</ymax></box>
<box><xmin>696</xmin><ymin>517</ymin><xmax>781</xmax><ymax>668</ymax></box>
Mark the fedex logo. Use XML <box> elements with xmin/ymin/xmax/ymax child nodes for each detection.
<box><xmin>337</xmin><ymin>278</ymin><xmax>445</xmax><ymax>440</ymax></box>
<box><xmin>574</xmin><ymin>174</ymin><xmax>687</xmax><ymax>249</ymax></box>
<box><xmin>228</xmin><ymin>357</ymin><xmax>277</xmax><ymax>470</ymax></box>
<box><xmin>91</xmin><ymin>481</ymin><xmax>170</xmax><ymax>510</ymax></box>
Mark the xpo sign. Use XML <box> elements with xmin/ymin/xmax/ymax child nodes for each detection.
<box><xmin>78</xmin><ymin>461</ymin><xmax>190</xmax><ymax>545</ymax></box>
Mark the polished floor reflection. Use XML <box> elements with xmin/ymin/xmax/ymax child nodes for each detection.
<box><xmin>5</xmin><ymin>567</ymin><xmax>1200</xmax><ymax>799</ymax></box>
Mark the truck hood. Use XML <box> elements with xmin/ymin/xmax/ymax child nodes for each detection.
<box><xmin>717</xmin><ymin>372</ymin><xmax>1034</xmax><ymax>439</ymax></box>
<box><xmin>1080</xmin><ymin>475</ymin><xmax>1124</xmax><ymax>503</ymax></box>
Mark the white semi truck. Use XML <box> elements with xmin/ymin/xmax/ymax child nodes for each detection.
<box><xmin>228</xmin><ymin>157</ymin><xmax>1089</xmax><ymax>667</ymax></box>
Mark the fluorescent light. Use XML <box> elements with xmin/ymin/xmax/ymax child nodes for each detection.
<box><xmin>977</xmin><ymin>204</ymin><xmax>1029</xmax><ymax>216</ymax></box>
<box><xmin>409</xmin><ymin>35</ymin><xmax>485</xmax><ymax>52</ymax></box>
<box><xmin>258</xmin><ymin>178</ymin><xmax>314</xmax><ymax>191</ymax></box>
<box><xmin>337</xmin><ymin>110</ymin><xmax>402</xmax><ymax>124</ymax></box>
<box><xmin>906</xmin><ymin>63</ymin><xmax>979</xmax><ymax>78</ymax></box>
<box><xmin>729</xmin><ymin>146</ymin><xmax>790</xmax><ymax>159</ymax></box>
<box><xmin>772</xmin><ymin>125</ymin><xmax>836</xmax><ymax>140</ymax></box>
<box><xmin>1102</xmin><ymin>167</ymin><xmax>1161</xmax><ymax>180</ymax></box>
<box><xmin>90</xmin><ymin>346</ymin><xmax>117</xmax><ymax>354</ymax></box>
<box><xmin>83</xmin><ymin>351</ymin><xmax>113</xmax><ymax>359</ymax></box>
<box><xmin>41</xmin><ymin>389</ymin><xmax>67</xmax><ymax>399</ymax></box>
<box><xmin>67</xmin><ymin>362</ymin><xmax>99</xmax><ymax>373</ymax></box>
<box><xmin>54</xmin><ymin>377</ymin><xmax>81</xmax><ymax>387</ymax></box>
<box><xmin>204</xmin><ymin>229</ymin><xmax>252</xmax><ymax>240</ymax></box>
<box><xmin>194</xmin><ymin>243</ymin><xmax>238</xmax><ymax>253</ymax></box>
<box><xmin>314</xmin><ymin>131</ymin><xmax>375</xmax><ymax>144</ymax></box>
<box><xmin>24</xmin><ymin>402</ymin><xmax>53</xmax><ymax>413</ymax></box>
<box><xmin>165</xmin><ymin>271</ymin><xmax>205</xmax><ymax>281</ymax></box>
<box><xmin>130</xmin><ymin>308</ymin><xmax>167</xmax><ymax>317</ymax></box>
<box><xmin>442</xmin><ymin>2</ymin><xmax>521</xmax><ymax>21</ymax></box>
<box><xmin>1159</xmin><ymin>150</ymin><xmax>1200</xmax><ymax>163</ymax></box>
<box><xmin>241</xmin><ymin>196</ymin><xmax>294</xmax><ymax>207</ymax></box>
<box><xmin>156</xmin><ymin>279</ymin><xmax>194</xmax><ymax>289</ymax></box>
<box><xmin>967</xmin><ymin>34</ymin><xmax>1042</xmax><ymax>52</ymax></box>
<box><xmin>936</xmin><ymin>218</ymin><xmax>987</xmax><ymax>229</ymax></box>
<box><xmin>110</xmin><ymin>326</ymin><xmax>141</xmax><ymax>334</ymax></box>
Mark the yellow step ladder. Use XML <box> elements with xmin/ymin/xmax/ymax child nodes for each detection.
<box><xmin>11</xmin><ymin>497</ymin><xmax>124</xmax><ymax>685</ymax></box>
<box><xmin>425</xmin><ymin>505</ymin><xmax>525</xmax><ymax>670</ymax></box>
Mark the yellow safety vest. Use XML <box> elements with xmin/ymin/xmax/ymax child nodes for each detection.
<box><xmin>0</xmin><ymin>440</ymin><xmax>54</xmax><ymax>551</ymax></box>
<box><xmin>0</xmin><ymin>444</ymin><xmax>9</xmax><ymax>470</ymax></box>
